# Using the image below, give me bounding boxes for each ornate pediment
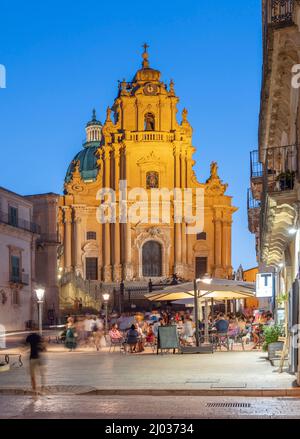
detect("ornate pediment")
[137,151,161,167]
[205,162,228,196]
[64,161,88,195]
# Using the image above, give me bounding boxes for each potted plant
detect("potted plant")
[276,170,295,191]
[262,325,283,360]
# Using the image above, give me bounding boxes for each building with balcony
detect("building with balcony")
[248,0,300,382]
[0,187,39,331]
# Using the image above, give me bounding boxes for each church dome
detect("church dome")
[65,144,99,183]
[133,44,161,83]
[65,110,102,183]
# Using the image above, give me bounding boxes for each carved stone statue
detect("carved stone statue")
[106,106,112,122]
[170,79,175,94]
[210,161,218,179]
[182,108,188,122]
[144,113,155,131]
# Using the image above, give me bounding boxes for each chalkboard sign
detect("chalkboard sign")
[157,326,180,354]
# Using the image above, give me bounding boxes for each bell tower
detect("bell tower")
[110,44,181,134]
[85,109,102,144]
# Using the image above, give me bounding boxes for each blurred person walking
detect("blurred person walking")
[65,317,77,351]
[26,332,47,396]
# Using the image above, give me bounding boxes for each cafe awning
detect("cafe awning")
[145,278,256,302]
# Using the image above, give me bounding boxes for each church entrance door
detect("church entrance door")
[142,241,162,277]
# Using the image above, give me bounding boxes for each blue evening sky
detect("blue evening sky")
[0,0,262,271]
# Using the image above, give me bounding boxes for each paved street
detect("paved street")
[0,395,300,419]
[0,347,296,392]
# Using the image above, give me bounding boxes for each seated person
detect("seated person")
[228,319,239,338]
[126,324,139,353]
[146,324,155,343]
[214,313,229,334]
[109,324,124,343]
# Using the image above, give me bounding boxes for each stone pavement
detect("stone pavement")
[0,345,297,394]
[1,395,300,419]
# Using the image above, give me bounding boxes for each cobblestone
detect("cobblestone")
[0,395,300,419]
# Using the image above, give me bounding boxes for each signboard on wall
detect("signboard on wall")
[256,273,274,298]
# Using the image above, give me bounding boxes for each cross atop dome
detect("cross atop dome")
[142,42,150,68]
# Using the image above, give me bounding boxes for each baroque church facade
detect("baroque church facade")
[58,47,237,299]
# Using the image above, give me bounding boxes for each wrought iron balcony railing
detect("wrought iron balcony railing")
[250,150,263,179]
[0,210,41,234]
[38,232,61,243]
[247,189,261,210]
[270,0,294,26]
[263,0,295,70]
[9,272,30,286]
[263,144,298,195]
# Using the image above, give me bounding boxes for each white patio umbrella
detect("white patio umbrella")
[145,278,255,302]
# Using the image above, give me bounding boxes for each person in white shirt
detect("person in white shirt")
[83,315,94,343]
[181,317,195,345]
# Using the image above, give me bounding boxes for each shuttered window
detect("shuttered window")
[8,207,18,227]
[11,256,20,283]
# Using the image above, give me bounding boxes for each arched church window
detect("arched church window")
[146,171,159,189]
[144,113,155,131]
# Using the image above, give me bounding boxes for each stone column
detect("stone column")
[214,210,223,278]
[113,145,122,281]
[103,147,112,282]
[73,208,83,276]
[181,150,187,267]
[174,146,182,276]
[222,220,228,270]
[57,208,64,269]
[186,148,194,187]
[124,147,132,280]
[64,208,72,272]
[226,220,233,276]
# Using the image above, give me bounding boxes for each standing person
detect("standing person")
[135,323,145,352]
[153,318,163,339]
[181,317,195,346]
[26,332,46,396]
[91,316,105,351]
[65,317,77,351]
[83,315,93,346]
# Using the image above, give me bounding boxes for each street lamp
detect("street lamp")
[35,287,45,335]
[102,293,110,334]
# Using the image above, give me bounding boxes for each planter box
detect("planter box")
[268,341,284,360]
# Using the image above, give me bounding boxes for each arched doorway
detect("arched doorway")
[142,241,162,277]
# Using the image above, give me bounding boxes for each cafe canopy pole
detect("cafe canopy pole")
[193,279,200,347]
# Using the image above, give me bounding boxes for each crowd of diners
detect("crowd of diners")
[61,308,275,353]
